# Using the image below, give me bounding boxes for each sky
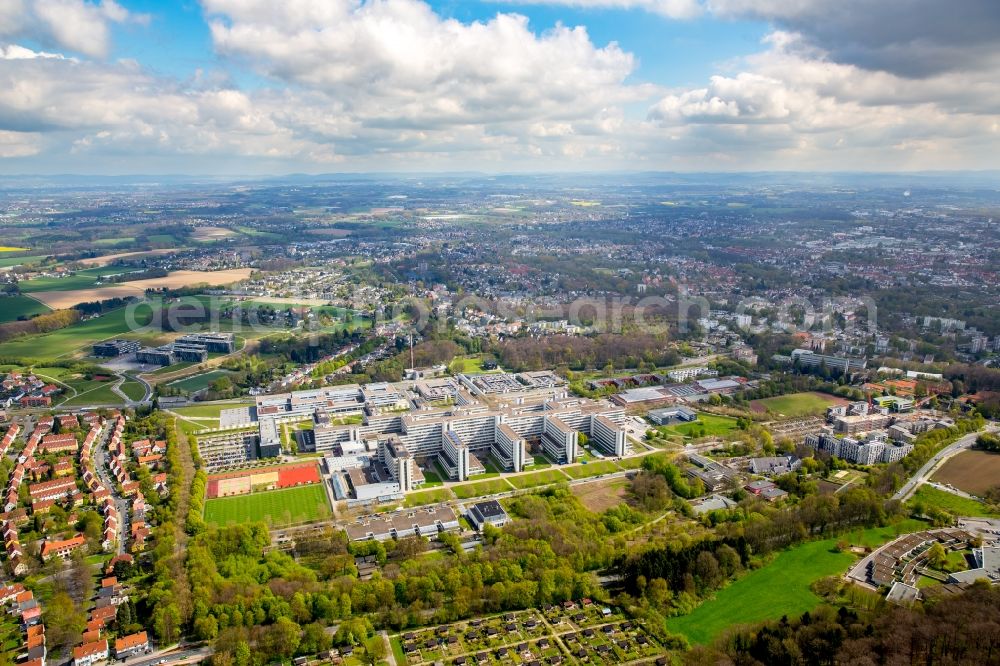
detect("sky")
[0,0,999,175]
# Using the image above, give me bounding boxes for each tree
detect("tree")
[194,615,219,641]
[153,603,182,644]
[927,542,947,570]
[362,636,387,666]
[694,551,722,590]
[234,641,252,666]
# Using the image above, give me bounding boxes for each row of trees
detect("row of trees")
[0,308,81,342]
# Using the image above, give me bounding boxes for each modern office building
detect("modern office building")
[492,423,526,472]
[541,415,577,464]
[590,414,626,456]
[791,348,867,373]
[93,339,140,357]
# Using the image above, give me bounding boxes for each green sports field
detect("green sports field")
[204,484,331,527]
[668,520,927,644]
[752,392,840,418]
[0,295,51,323]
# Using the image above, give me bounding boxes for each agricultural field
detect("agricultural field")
[0,254,46,268]
[909,484,1000,518]
[750,391,846,418]
[659,413,740,439]
[18,266,132,293]
[27,268,253,309]
[452,478,512,499]
[403,487,454,508]
[75,248,177,266]
[0,302,159,358]
[932,450,1000,496]
[204,484,330,527]
[0,295,51,323]
[667,520,927,644]
[507,469,569,490]
[572,477,630,513]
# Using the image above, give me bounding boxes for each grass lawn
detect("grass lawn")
[753,392,838,418]
[563,460,620,479]
[0,295,51,323]
[147,361,197,375]
[668,520,928,644]
[58,382,122,406]
[0,302,158,358]
[204,484,330,527]
[909,484,1000,518]
[452,478,513,499]
[404,487,454,507]
[119,378,146,401]
[172,401,253,420]
[449,355,499,373]
[660,413,740,439]
[508,469,570,490]
[618,455,650,469]
[167,369,232,393]
[420,467,444,488]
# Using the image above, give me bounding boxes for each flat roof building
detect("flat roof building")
[467,500,509,531]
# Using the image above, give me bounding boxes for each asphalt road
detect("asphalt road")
[891,425,998,502]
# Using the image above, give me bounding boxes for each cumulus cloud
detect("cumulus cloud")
[203,0,641,129]
[646,28,1000,169]
[0,129,41,157]
[1,0,999,172]
[0,0,149,59]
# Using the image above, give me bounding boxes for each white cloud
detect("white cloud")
[0,44,70,60]
[0,129,41,157]
[202,0,640,130]
[0,0,149,58]
[1,0,999,172]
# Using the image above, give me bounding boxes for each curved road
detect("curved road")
[892,425,998,502]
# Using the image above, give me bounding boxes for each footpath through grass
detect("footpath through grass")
[667,519,927,644]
